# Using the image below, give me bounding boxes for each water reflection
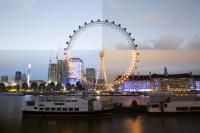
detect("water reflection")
[125,116,143,133]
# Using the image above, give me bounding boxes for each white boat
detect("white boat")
[22,96,113,116]
[148,99,200,113]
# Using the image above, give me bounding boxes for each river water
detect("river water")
[0,95,200,133]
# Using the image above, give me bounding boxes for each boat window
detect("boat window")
[26,101,35,106]
[152,104,159,108]
[52,97,58,102]
[45,107,49,111]
[63,108,67,111]
[54,103,64,105]
[75,108,79,111]
[51,108,55,111]
[39,97,45,102]
[69,108,73,111]
[65,100,71,102]
[176,107,188,111]
[59,97,65,102]
[39,107,44,111]
[164,104,168,107]
[34,107,38,110]
[46,97,52,102]
[57,108,61,111]
[190,107,200,110]
[72,100,78,102]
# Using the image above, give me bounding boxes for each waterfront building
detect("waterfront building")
[151,73,191,91]
[193,75,200,90]
[48,63,57,83]
[15,71,22,83]
[1,76,8,82]
[86,68,96,83]
[118,75,151,92]
[117,71,200,92]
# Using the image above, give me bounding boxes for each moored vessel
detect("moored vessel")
[22,96,113,116]
[147,97,200,113]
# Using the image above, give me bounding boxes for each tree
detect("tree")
[21,82,29,90]
[14,84,20,91]
[65,83,73,91]
[0,83,6,92]
[39,83,46,91]
[76,81,84,91]
[55,83,63,92]
[47,82,55,92]
[30,82,38,91]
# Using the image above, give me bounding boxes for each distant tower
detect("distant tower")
[95,50,107,87]
[27,64,31,87]
[164,66,168,77]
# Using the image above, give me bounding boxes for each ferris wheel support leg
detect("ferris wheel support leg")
[102,60,107,86]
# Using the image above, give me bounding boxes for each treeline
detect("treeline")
[0,81,84,92]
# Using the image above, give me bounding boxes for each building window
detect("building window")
[27,101,35,106]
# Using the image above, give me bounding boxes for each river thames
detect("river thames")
[1,95,200,133]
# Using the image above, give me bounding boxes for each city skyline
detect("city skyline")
[0,50,200,81]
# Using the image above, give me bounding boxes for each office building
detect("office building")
[86,68,96,83]
[1,76,8,82]
[15,71,22,82]
[48,63,57,83]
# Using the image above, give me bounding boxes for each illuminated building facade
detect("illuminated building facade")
[68,58,84,85]
[151,73,191,91]
[118,75,152,92]
[117,73,200,92]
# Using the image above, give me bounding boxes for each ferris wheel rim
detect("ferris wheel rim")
[65,19,139,87]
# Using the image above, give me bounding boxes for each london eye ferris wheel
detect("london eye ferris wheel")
[64,19,139,89]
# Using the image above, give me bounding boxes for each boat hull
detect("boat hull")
[22,109,113,116]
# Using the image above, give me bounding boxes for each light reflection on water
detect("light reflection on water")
[1,95,200,133]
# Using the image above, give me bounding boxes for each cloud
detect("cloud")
[114,43,132,50]
[139,35,183,50]
[153,35,183,50]
[185,35,200,50]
